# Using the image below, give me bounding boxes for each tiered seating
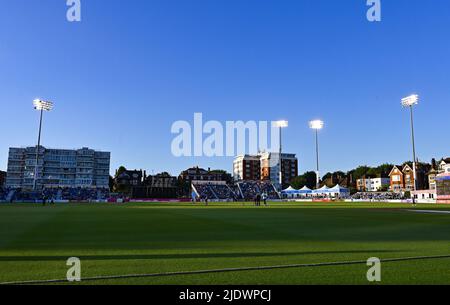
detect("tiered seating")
[15,190,42,202]
[60,187,98,201]
[238,181,280,200]
[43,188,59,200]
[239,181,259,200]
[96,188,110,200]
[194,184,216,200]
[1,187,111,202]
[209,184,238,200]
[0,187,8,201]
[351,192,403,200]
[258,181,280,199]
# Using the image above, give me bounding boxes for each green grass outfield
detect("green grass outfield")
[0,201,449,285]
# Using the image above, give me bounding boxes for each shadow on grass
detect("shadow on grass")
[0,249,406,262]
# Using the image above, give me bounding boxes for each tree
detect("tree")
[322,172,333,181]
[366,163,393,177]
[115,166,127,178]
[290,171,317,189]
[157,172,172,177]
[109,175,114,191]
[113,166,130,194]
[352,166,371,180]
[376,164,394,177]
[379,184,389,192]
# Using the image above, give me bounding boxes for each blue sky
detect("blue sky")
[0,0,449,176]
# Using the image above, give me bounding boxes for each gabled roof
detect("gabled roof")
[440,158,450,164]
[388,165,403,177]
[402,164,413,173]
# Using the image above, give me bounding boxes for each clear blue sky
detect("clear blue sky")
[1,0,449,176]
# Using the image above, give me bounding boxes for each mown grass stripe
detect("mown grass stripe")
[2,254,450,285]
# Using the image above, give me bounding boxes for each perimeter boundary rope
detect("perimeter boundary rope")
[2,254,450,285]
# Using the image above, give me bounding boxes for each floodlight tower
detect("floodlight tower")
[401,94,419,192]
[33,99,53,191]
[309,120,324,189]
[274,120,289,187]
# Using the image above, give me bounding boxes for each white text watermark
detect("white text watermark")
[66,257,81,282]
[67,0,81,22]
[171,113,285,158]
[367,257,381,282]
[367,0,382,22]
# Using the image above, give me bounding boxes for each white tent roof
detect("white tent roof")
[300,186,311,191]
[329,184,349,192]
[282,186,297,192]
[329,184,349,193]
[312,185,329,193]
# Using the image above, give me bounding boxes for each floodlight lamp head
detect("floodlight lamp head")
[309,120,324,130]
[274,120,289,128]
[401,94,419,107]
[33,99,53,111]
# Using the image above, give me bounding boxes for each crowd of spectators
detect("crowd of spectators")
[59,187,109,201]
[0,187,8,201]
[193,183,240,200]
[193,183,217,200]
[351,192,403,201]
[13,190,42,202]
[0,187,11,201]
[238,182,259,200]
[238,181,280,200]
[210,184,238,200]
[97,188,110,200]
[1,187,110,202]
[258,182,280,199]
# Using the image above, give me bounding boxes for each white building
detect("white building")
[412,189,437,203]
[6,146,110,190]
[438,158,450,174]
[233,155,261,181]
[356,177,390,192]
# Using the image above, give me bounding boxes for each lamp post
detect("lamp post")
[274,120,288,188]
[401,94,419,192]
[309,120,324,189]
[33,99,53,191]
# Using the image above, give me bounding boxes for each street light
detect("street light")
[274,120,288,188]
[401,94,419,192]
[309,120,324,189]
[32,99,53,191]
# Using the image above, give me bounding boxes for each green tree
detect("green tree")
[366,163,393,177]
[352,166,371,180]
[290,171,317,189]
[109,175,114,191]
[115,166,127,178]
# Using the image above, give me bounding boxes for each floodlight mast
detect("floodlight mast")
[401,94,419,192]
[32,99,53,191]
[274,120,288,188]
[309,120,324,189]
